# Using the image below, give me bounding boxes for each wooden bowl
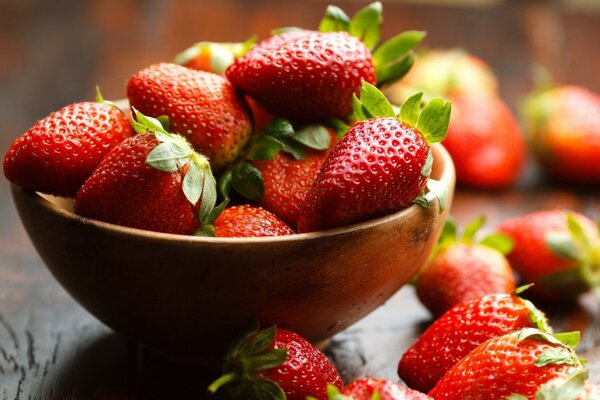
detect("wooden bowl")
[11,143,455,366]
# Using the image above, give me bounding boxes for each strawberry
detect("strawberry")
[226,3,424,122]
[524,85,600,184]
[208,205,294,238]
[3,91,133,197]
[497,210,600,302]
[297,83,451,233]
[253,128,337,229]
[385,49,525,189]
[75,110,216,235]
[208,324,343,400]
[398,290,550,393]
[428,329,583,400]
[529,369,600,400]
[174,37,256,74]
[415,216,516,316]
[126,62,252,169]
[313,379,432,400]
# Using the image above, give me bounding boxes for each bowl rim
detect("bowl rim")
[13,143,454,244]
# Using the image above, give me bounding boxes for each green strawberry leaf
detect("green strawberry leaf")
[553,331,581,349]
[506,396,527,400]
[182,159,203,205]
[438,217,458,247]
[201,199,229,227]
[536,348,581,367]
[252,379,286,400]
[351,94,368,123]
[359,81,397,119]
[146,142,189,172]
[480,233,515,255]
[131,108,170,135]
[261,118,295,140]
[156,115,170,132]
[400,92,423,127]
[545,232,581,261]
[247,135,284,161]
[292,124,331,150]
[416,98,452,144]
[194,225,216,237]
[427,178,448,212]
[280,137,305,160]
[218,169,233,200]
[318,5,350,33]
[349,2,382,50]
[245,349,288,372]
[373,31,425,86]
[420,148,433,178]
[536,369,588,400]
[324,118,350,140]
[244,324,278,356]
[198,165,218,223]
[95,86,122,112]
[231,161,264,200]
[567,213,591,249]
[413,191,429,209]
[519,295,553,333]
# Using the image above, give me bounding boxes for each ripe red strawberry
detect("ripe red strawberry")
[254,129,337,229]
[428,329,583,399]
[524,85,600,184]
[208,324,343,400]
[226,3,424,122]
[210,205,294,238]
[497,210,600,302]
[342,378,432,399]
[126,62,252,169]
[398,290,550,393]
[75,111,216,235]
[297,84,451,233]
[415,217,516,317]
[3,97,133,197]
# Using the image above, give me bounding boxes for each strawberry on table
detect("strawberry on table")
[498,210,600,302]
[415,216,516,316]
[428,329,583,400]
[226,2,424,122]
[524,85,600,185]
[297,83,451,233]
[127,62,252,170]
[208,324,343,400]
[3,90,133,197]
[75,110,216,235]
[398,290,550,393]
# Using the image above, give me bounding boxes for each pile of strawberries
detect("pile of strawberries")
[3,2,450,238]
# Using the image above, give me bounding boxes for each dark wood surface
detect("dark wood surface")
[2,0,600,398]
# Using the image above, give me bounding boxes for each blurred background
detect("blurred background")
[1,0,600,148]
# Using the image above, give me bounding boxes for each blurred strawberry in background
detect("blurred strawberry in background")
[385,49,526,189]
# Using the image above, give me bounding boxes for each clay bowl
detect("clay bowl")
[11,143,455,366]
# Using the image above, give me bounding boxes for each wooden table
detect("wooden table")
[2,0,600,398]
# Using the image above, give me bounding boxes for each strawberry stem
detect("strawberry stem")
[207,372,237,394]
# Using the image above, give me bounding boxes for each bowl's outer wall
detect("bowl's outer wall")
[11,144,455,363]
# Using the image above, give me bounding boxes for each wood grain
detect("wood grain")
[1,0,600,398]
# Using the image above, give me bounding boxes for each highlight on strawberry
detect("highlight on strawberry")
[226,2,426,122]
[297,82,451,233]
[415,216,516,317]
[207,323,343,400]
[498,210,600,303]
[75,109,217,235]
[398,287,551,393]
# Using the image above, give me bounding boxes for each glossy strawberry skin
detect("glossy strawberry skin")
[415,243,515,317]
[75,134,199,235]
[226,31,376,122]
[297,118,429,233]
[498,210,598,301]
[343,378,432,400]
[428,331,580,400]
[3,102,133,197]
[443,93,525,189]
[258,328,343,400]
[527,85,600,184]
[254,131,337,229]
[398,293,540,393]
[213,205,295,238]
[127,63,252,169]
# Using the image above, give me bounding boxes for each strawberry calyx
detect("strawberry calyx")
[174,36,257,74]
[194,199,229,237]
[543,213,600,295]
[515,328,583,368]
[218,119,335,201]
[318,2,425,86]
[514,284,553,334]
[434,216,514,257]
[95,86,124,113]
[534,368,591,400]
[130,108,217,222]
[207,324,288,400]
